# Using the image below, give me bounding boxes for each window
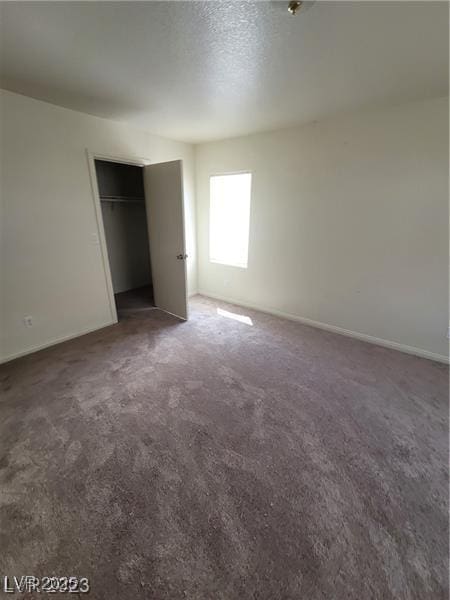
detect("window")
[209,172,252,268]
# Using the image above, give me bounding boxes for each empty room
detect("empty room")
[0,1,448,599]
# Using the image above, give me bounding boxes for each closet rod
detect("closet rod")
[100,195,145,203]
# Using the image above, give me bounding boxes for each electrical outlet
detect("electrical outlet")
[23,316,33,328]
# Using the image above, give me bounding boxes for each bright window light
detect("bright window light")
[217,308,253,326]
[209,173,252,268]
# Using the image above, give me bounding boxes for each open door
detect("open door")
[143,160,188,320]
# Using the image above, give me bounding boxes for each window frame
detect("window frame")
[208,170,252,269]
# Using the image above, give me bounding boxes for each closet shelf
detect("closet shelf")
[100,195,145,203]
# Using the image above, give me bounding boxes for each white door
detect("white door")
[143,160,188,320]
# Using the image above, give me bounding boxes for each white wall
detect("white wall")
[0,89,197,362]
[195,97,449,361]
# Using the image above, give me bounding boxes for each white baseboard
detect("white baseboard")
[2,291,199,364]
[0,320,117,365]
[3,295,448,366]
[197,291,449,365]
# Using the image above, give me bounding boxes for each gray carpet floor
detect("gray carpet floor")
[0,295,448,599]
[115,285,155,313]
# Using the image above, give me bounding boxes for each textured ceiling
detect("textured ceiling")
[0,1,448,143]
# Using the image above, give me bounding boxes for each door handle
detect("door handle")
[176,253,188,260]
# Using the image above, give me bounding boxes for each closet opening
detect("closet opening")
[95,159,154,317]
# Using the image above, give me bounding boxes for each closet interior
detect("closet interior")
[95,159,154,315]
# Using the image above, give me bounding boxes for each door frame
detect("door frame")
[86,150,151,324]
